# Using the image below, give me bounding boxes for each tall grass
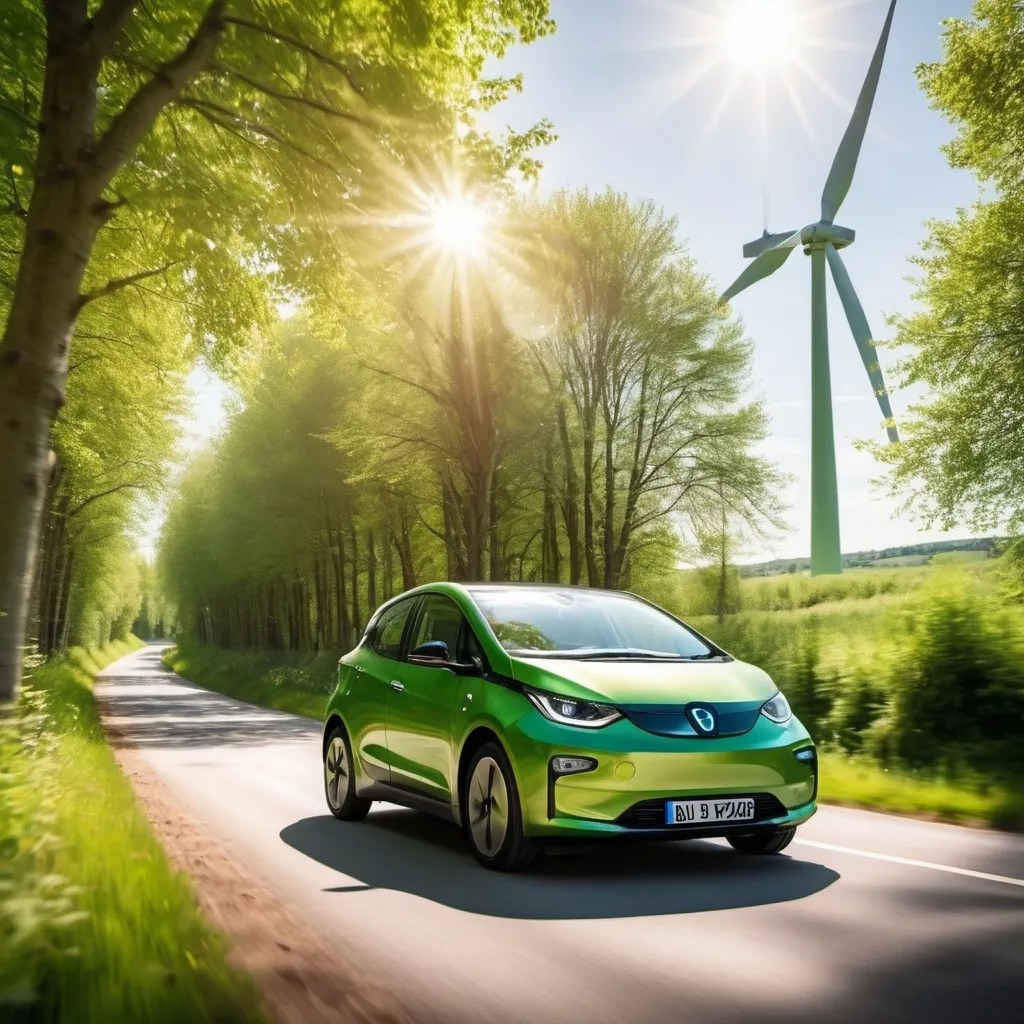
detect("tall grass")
[686,563,1024,825]
[0,640,265,1022]
[163,640,336,720]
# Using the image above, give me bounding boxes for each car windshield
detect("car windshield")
[468,588,715,659]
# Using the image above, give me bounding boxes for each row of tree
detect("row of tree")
[158,190,786,650]
[0,0,556,697]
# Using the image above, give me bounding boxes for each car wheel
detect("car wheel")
[727,827,796,855]
[464,742,539,872]
[324,725,372,821]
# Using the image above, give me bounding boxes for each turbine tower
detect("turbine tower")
[720,0,900,576]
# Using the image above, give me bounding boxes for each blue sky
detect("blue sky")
[179,0,983,564]
[477,0,981,560]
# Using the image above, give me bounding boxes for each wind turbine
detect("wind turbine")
[720,0,900,576]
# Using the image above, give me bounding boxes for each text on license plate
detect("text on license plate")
[665,798,755,825]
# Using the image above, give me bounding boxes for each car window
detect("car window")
[370,598,416,660]
[466,587,713,658]
[408,594,465,660]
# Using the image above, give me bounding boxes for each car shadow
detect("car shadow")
[280,808,839,920]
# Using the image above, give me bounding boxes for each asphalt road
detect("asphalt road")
[97,644,1024,1024]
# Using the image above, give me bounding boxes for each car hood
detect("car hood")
[510,656,777,706]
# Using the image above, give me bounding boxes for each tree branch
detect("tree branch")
[221,15,367,100]
[77,260,183,308]
[177,97,340,173]
[93,0,226,188]
[68,481,147,518]
[214,64,371,126]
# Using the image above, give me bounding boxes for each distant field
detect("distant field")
[868,554,932,567]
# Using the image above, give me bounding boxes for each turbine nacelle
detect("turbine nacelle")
[743,224,855,259]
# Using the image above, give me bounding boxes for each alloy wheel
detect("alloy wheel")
[468,755,509,857]
[325,736,349,811]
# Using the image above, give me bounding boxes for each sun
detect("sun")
[427,194,489,258]
[720,0,804,71]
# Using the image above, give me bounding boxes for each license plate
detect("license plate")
[665,797,756,825]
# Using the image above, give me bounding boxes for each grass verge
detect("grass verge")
[0,638,266,1022]
[163,639,1024,832]
[818,753,1024,831]
[161,640,333,720]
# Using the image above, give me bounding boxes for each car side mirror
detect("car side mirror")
[409,640,449,665]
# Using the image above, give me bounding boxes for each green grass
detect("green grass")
[819,753,1024,830]
[162,640,333,720]
[1,639,266,1022]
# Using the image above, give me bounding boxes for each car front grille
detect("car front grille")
[616,792,788,829]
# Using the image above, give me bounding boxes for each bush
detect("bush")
[884,577,1024,776]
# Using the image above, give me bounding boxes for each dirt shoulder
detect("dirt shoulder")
[104,723,411,1024]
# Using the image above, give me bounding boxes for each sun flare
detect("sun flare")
[427,194,489,258]
[720,0,804,71]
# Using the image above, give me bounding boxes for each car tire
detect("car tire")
[463,742,540,872]
[727,827,796,855]
[324,725,372,821]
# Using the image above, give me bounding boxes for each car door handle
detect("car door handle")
[390,680,405,693]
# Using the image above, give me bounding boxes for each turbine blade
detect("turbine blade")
[720,231,803,304]
[825,244,899,442]
[744,230,801,259]
[820,0,898,223]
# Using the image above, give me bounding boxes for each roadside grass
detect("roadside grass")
[1,639,266,1022]
[161,639,334,720]
[818,754,1024,831]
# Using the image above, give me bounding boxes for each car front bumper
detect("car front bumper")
[503,709,818,840]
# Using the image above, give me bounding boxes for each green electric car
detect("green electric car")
[321,583,817,871]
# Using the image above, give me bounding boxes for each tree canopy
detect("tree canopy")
[158,190,786,651]
[873,0,1024,531]
[0,0,553,698]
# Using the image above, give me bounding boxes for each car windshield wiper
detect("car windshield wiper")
[511,648,687,661]
[507,647,726,661]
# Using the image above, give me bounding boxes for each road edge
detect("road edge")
[100,709,413,1024]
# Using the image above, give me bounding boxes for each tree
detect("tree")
[872,1,1024,531]
[157,190,789,649]
[0,0,554,700]
[534,189,784,589]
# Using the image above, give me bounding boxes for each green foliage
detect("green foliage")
[0,639,265,1021]
[158,191,785,649]
[163,640,334,720]
[882,577,1024,775]
[818,753,1024,830]
[872,1,1024,530]
[691,562,1024,785]
[1,0,557,699]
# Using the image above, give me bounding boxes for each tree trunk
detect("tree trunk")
[0,1,227,699]
[602,430,616,588]
[542,435,561,584]
[349,525,361,638]
[395,506,417,590]
[366,531,377,613]
[488,469,502,582]
[555,402,582,585]
[716,478,728,624]
[0,6,103,696]
[581,419,600,587]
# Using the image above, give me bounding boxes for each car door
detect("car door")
[352,596,418,783]
[385,593,467,802]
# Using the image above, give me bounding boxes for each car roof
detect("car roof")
[463,582,637,595]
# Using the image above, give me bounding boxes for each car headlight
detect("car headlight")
[525,687,622,728]
[761,690,792,724]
